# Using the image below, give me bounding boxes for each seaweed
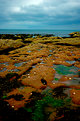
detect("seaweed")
[23,107,32,112]
[54,78,59,81]
[32,94,71,121]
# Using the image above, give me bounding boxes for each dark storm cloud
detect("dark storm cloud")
[0,0,80,29]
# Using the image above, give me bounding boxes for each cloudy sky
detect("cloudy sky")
[0,0,80,30]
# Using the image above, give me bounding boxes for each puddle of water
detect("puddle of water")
[52,76,80,87]
[40,61,45,64]
[65,60,76,64]
[14,63,23,67]
[14,62,26,67]
[53,64,80,87]
[0,62,9,66]
[54,73,62,80]
[55,56,58,58]
[19,86,25,90]
[70,51,73,53]
[52,80,59,84]
[27,50,32,53]
[70,77,80,85]
[48,54,52,57]
[13,69,20,72]
[53,65,72,75]
[70,66,80,75]
[8,69,20,72]
[60,78,80,86]
[49,50,53,52]
[37,49,42,51]
[72,54,75,56]
[0,67,7,72]
[32,65,36,68]
[53,64,80,76]
[40,58,43,61]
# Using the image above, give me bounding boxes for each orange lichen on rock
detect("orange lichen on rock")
[48,82,66,89]
[74,61,80,68]
[5,87,37,110]
[5,98,27,110]
[0,55,11,62]
[30,64,55,83]
[17,58,41,76]
[26,48,49,59]
[21,75,47,89]
[0,35,80,112]
[44,57,54,67]
[59,75,73,82]
[0,64,5,71]
[30,58,41,64]
[70,89,80,105]
[6,64,16,70]
[21,65,55,89]
[0,69,8,77]
[56,60,72,66]
[69,85,80,89]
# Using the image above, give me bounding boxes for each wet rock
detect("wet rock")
[70,89,80,105]
[69,32,80,38]
[5,87,36,110]
[59,75,72,82]
[0,33,80,120]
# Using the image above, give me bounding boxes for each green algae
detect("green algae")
[43,96,64,107]
[54,78,59,81]
[1,95,7,99]
[54,65,75,75]
[22,107,33,112]
[32,95,71,121]
[14,62,23,67]
[0,67,7,72]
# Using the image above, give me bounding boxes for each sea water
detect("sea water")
[0,29,79,37]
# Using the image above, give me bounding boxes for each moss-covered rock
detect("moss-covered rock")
[69,32,80,37]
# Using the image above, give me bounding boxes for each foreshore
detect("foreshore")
[0,32,80,121]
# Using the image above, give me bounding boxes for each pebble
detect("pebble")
[73,92,76,95]
[53,83,55,84]
[28,76,30,78]
[12,105,14,108]
[69,77,72,80]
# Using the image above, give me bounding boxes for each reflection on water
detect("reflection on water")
[0,67,7,72]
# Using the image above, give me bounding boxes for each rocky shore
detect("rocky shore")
[0,32,80,121]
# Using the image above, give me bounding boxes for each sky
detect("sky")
[0,0,80,30]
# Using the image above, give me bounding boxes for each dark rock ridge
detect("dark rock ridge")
[0,34,54,39]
